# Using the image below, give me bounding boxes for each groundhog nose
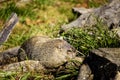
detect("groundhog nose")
[67,48,76,54]
[67,49,72,54]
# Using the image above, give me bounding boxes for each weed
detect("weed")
[33,0,54,10]
[0,71,17,80]
[62,0,84,4]
[62,20,120,55]
[55,59,81,80]
[0,1,35,21]
[0,0,117,80]
[88,0,108,8]
[3,25,39,49]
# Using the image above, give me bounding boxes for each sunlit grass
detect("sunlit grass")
[0,1,35,21]
[62,19,120,55]
[0,0,114,79]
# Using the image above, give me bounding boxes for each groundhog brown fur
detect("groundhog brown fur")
[18,36,77,68]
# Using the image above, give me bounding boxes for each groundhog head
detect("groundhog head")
[18,36,77,68]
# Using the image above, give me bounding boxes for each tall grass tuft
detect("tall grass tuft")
[0,1,35,21]
[33,0,54,10]
[62,20,120,55]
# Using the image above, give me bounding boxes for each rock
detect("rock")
[114,71,120,80]
[114,27,120,37]
[82,48,120,80]
[91,48,120,67]
[0,12,18,65]
[72,7,94,14]
[0,46,20,65]
[0,13,18,47]
[0,60,46,73]
[18,36,77,68]
[77,64,93,80]
[61,0,120,31]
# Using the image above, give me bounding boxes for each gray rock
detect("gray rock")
[81,48,120,80]
[114,71,120,80]
[91,48,120,67]
[61,0,120,31]
[0,46,20,65]
[77,64,93,80]
[113,27,120,37]
[18,36,77,68]
[0,13,18,47]
[78,48,120,80]
[0,13,18,65]
[0,60,46,73]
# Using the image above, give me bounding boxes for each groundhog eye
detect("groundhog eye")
[67,50,72,53]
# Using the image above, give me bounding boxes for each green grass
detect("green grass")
[62,0,108,8]
[87,0,108,8]
[62,19,120,55]
[0,1,35,21]
[55,59,81,80]
[0,0,117,80]
[62,0,84,4]
[3,25,39,49]
[0,71,54,80]
[33,0,54,9]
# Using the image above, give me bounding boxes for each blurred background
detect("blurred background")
[0,0,107,51]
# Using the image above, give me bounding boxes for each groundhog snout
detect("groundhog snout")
[67,49,74,56]
[64,43,76,55]
[67,48,76,56]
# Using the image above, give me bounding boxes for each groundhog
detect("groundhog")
[18,36,77,68]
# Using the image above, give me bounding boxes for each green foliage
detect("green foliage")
[3,25,39,49]
[62,20,120,55]
[33,0,54,9]
[0,71,45,80]
[58,7,78,23]
[0,0,118,80]
[55,60,80,80]
[20,72,30,80]
[88,0,108,8]
[62,0,84,4]
[0,1,35,21]
[34,0,53,6]
[62,0,108,8]
[0,71,16,80]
